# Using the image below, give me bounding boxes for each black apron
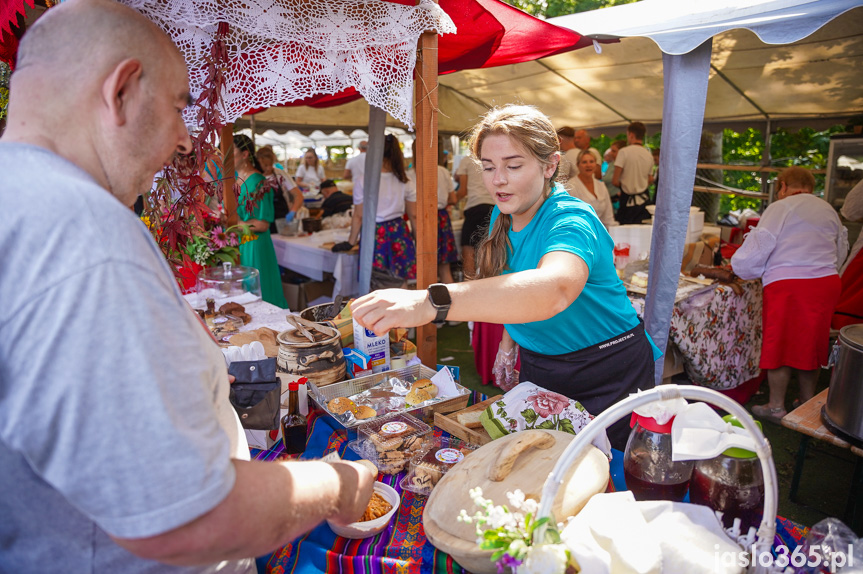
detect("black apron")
[519,323,655,451]
[615,190,651,225]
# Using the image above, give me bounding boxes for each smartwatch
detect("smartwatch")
[427,283,452,325]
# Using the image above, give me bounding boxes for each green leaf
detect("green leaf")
[490,549,506,561]
[521,408,538,425]
[558,418,576,435]
[536,420,555,430]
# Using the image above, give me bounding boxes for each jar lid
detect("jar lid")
[630,412,674,434]
[198,261,259,282]
[288,381,299,391]
[721,415,761,458]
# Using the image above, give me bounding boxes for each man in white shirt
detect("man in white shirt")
[343,140,368,182]
[0,2,374,572]
[613,122,654,224]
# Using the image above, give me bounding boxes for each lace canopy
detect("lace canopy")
[122,0,456,128]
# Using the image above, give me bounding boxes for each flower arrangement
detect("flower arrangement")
[458,487,579,574]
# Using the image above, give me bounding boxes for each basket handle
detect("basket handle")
[488,431,555,481]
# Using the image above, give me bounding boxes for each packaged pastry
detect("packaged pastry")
[400,436,477,496]
[354,413,432,475]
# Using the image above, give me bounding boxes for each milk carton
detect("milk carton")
[352,319,391,374]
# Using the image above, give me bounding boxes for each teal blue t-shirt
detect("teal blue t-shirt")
[492,189,658,357]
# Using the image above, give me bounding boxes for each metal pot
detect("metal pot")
[823,325,863,442]
[302,217,322,233]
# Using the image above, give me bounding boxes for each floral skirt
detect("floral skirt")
[373,217,416,281]
[437,209,459,264]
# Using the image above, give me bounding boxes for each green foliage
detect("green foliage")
[505,0,641,18]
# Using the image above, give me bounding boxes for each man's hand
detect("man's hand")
[351,289,436,336]
[328,460,376,525]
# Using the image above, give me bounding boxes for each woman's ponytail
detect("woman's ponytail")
[473,212,512,279]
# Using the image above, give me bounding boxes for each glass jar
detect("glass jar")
[689,416,764,534]
[623,413,694,502]
[193,262,261,308]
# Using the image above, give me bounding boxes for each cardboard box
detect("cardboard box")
[282,278,335,312]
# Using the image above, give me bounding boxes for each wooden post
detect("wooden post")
[414,15,439,368]
[221,123,238,227]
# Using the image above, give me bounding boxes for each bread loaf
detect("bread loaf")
[456,410,483,429]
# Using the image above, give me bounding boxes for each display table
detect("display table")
[782,389,863,530]
[253,394,810,574]
[272,232,359,298]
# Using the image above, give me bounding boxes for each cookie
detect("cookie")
[327,397,357,415]
[354,405,377,420]
[411,378,438,399]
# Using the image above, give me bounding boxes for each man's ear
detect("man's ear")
[102,58,143,127]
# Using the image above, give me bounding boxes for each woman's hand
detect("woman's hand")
[351,289,436,336]
[492,330,519,391]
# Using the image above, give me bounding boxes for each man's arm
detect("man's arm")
[456,174,468,200]
[612,165,623,188]
[112,459,374,566]
[405,200,417,237]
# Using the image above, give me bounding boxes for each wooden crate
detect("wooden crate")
[434,395,502,445]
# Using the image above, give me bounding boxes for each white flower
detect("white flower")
[507,489,526,509]
[517,544,570,574]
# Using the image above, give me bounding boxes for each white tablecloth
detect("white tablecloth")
[272,232,359,298]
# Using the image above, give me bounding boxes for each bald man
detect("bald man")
[343,139,368,181]
[0,1,374,573]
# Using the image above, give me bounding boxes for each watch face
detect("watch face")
[428,284,452,307]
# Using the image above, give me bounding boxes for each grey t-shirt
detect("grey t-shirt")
[0,143,254,573]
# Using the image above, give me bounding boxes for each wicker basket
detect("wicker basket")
[533,384,779,574]
[308,364,470,429]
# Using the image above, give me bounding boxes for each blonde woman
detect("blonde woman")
[294,149,326,192]
[567,149,616,229]
[350,105,658,450]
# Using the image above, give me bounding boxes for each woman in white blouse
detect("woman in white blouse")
[732,167,847,421]
[294,149,326,192]
[566,149,616,229]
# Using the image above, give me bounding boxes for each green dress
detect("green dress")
[238,172,288,308]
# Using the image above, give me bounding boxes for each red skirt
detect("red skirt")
[761,275,841,370]
[832,250,863,329]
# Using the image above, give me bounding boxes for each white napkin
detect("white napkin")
[221,342,268,366]
[431,366,459,398]
[670,403,758,462]
[631,392,688,426]
[561,491,744,574]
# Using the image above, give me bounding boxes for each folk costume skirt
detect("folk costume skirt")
[372,216,416,281]
[761,275,842,371]
[437,208,459,265]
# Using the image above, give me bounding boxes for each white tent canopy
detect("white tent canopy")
[240,1,863,135]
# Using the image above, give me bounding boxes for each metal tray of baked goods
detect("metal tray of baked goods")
[308,364,471,430]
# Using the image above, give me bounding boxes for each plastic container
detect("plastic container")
[400,436,478,496]
[352,413,432,475]
[689,415,764,534]
[326,481,400,539]
[194,262,262,307]
[623,413,694,502]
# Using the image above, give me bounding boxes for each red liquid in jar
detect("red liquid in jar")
[623,469,690,502]
[690,467,764,533]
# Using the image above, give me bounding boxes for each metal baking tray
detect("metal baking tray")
[308,364,471,430]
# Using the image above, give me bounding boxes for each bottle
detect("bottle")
[297,377,309,417]
[281,381,307,455]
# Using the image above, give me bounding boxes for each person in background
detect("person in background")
[455,150,496,278]
[256,146,303,233]
[333,134,417,288]
[602,139,625,213]
[294,148,325,193]
[568,149,616,229]
[350,105,659,450]
[613,121,654,225]
[555,126,580,187]
[574,128,602,179]
[409,140,459,284]
[651,147,661,202]
[832,179,863,329]
[0,1,374,572]
[319,179,353,218]
[343,140,367,182]
[233,135,289,308]
[732,167,847,422]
